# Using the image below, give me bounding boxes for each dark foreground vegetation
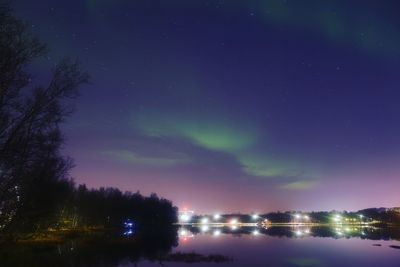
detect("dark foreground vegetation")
[0,3,177,241]
[0,227,231,267]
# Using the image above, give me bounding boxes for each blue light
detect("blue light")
[124,219,135,229]
[123,219,136,237]
[123,229,134,236]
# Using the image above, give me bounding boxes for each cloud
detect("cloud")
[237,154,304,178]
[280,180,319,191]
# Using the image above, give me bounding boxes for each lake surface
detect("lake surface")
[134,225,400,267]
[1,226,400,267]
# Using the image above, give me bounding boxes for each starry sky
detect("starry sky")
[12,0,400,213]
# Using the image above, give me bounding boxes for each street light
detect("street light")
[201,217,209,224]
[333,215,342,223]
[252,214,259,220]
[179,213,191,222]
[230,218,238,225]
[214,214,221,220]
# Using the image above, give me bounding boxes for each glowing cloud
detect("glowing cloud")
[238,154,301,178]
[133,112,256,154]
[280,180,319,191]
[102,150,189,167]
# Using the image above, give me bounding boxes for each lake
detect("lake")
[1,225,400,266]
[148,225,400,267]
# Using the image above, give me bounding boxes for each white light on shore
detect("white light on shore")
[230,218,238,225]
[201,217,209,224]
[179,214,191,222]
[214,214,221,220]
[252,214,259,220]
[333,215,342,223]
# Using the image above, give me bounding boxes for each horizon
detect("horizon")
[11,0,400,213]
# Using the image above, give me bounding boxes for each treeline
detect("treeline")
[261,209,400,224]
[60,185,178,230]
[8,181,178,234]
[0,4,177,237]
[192,208,400,225]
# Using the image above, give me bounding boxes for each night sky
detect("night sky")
[12,0,400,213]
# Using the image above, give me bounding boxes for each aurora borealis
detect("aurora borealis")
[12,0,400,212]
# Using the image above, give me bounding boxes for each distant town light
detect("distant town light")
[230,218,238,225]
[295,214,301,219]
[252,214,259,220]
[303,215,310,220]
[333,215,342,223]
[214,214,221,220]
[201,217,209,224]
[179,214,191,222]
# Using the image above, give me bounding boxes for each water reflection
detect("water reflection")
[1,225,399,267]
[180,224,400,241]
[0,226,179,267]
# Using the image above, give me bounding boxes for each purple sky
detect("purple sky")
[13,0,400,213]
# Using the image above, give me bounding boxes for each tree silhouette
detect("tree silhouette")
[0,4,88,233]
[0,4,178,238]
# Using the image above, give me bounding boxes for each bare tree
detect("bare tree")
[0,4,88,233]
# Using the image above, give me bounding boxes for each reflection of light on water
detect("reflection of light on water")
[213,230,221,236]
[179,228,194,242]
[186,224,382,241]
[123,229,134,236]
[180,229,188,236]
[201,225,210,232]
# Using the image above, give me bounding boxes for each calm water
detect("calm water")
[133,226,400,267]
[2,226,400,266]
